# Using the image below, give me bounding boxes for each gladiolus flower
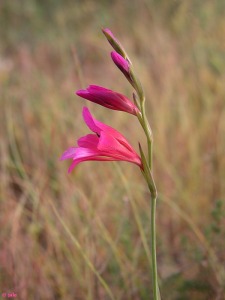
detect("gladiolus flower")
[76,85,139,115]
[61,107,142,172]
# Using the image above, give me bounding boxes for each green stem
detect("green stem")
[139,100,153,168]
[151,196,158,300]
[144,175,159,300]
[137,96,160,300]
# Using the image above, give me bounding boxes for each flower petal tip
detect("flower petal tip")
[76,90,84,96]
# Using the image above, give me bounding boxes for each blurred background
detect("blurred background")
[0,0,225,299]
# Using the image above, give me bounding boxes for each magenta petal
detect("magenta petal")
[67,146,120,173]
[97,131,131,158]
[111,51,130,73]
[74,147,101,159]
[76,90,89,98]
[77,134,99,149]
[77,85,112,96]
[111,51,134,87]
[77,87,115,110]
[68,155,119,173]
[95,119,134,152]
[68,160,80,173]
[77,86,138,115]
[87,85,111,93]
[82,107,101,134]
[61,147,77,160]
[97,131,121,153]
[68,152,141,172]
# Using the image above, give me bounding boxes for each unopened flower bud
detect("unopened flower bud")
[102,28,129,60]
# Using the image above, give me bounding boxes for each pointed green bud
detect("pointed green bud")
[102,28,131,62]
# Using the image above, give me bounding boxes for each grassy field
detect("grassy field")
[0,0,225,299]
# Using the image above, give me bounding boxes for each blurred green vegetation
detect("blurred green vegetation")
[0,0,225,299]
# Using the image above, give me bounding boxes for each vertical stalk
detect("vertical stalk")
[151,196,158,300]
[144,175,159,300]
[138,95,160,300]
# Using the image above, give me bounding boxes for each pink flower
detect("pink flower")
[76,85,139,115]
[111,51,133,85]
[61,107,142,172]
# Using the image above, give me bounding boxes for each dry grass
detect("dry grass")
[0,0,225,299]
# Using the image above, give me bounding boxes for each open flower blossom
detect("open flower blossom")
[76,85,139,115]
[61,107,142,172]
